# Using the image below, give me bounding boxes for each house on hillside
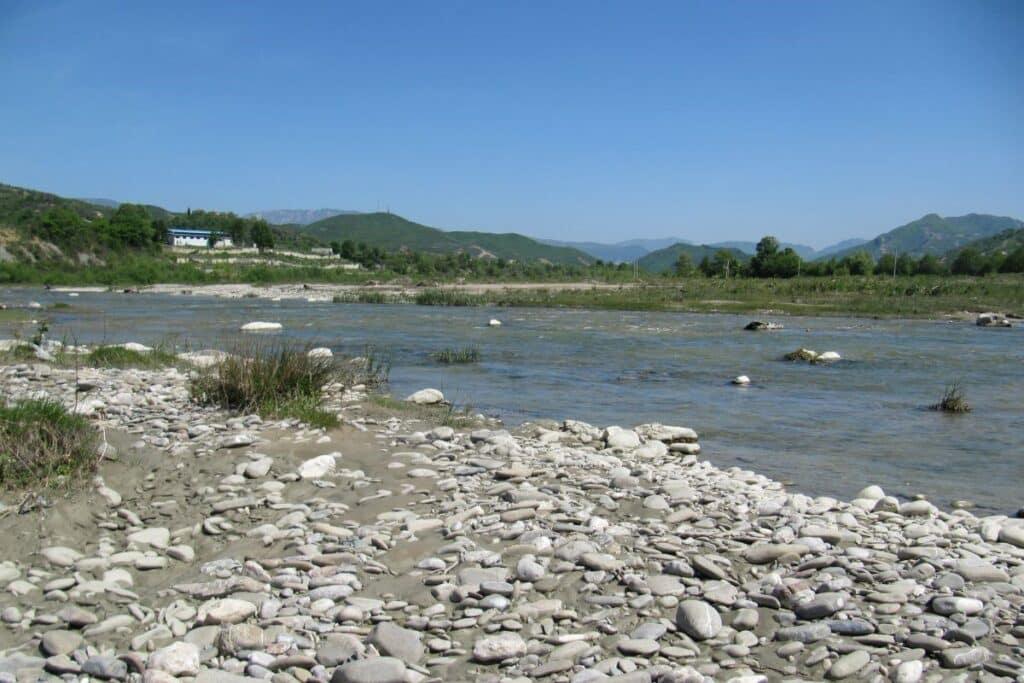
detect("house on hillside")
[166,227,233,248]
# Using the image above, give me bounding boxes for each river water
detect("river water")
[3,288,1022,514]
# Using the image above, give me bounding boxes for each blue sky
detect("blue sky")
[1,1,1021,248]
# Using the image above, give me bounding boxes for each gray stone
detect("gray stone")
[674,600,722,641]
[81,657,128,681]
[40,631,82,656]
[331,657,406,683]
[368,621,424,665]
[775,623,831,643]
[147,642,200,677]
[827,650,870,679]
[473,633,528,662]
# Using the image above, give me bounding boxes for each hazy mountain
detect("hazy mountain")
[815,238,869,259]
[247,208,361,225]
[638,243,748,273]
[77,197,120,208]
[538,237,691,263]
[300,212,593,265]
[828,213,1024,261]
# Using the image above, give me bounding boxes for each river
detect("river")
[3,288,1022,514]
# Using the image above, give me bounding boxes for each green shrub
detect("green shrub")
[431,347,481,364]
[0,399,99,488]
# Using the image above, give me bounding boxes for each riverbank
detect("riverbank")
[137,276,1023,319]
[1,353,1022,682]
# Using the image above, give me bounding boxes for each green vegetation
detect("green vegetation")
[367,394,477,428]
[431,347,481,364]
[86,345,177,369]
[932,382,971,414]
[0,398,99,488]
[189,343,337,427]
[0,344,39,363]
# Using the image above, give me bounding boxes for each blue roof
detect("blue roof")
[168,227,226,236]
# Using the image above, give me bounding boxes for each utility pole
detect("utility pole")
[893,249,898,278]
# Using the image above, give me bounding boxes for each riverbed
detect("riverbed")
[3,287,1022,514]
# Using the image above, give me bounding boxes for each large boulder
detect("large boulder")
[784,348,818,362]
[240,321,283,332]
[744,321,783,331]
[976,312,1012,328]
[675,600,722,640]
[603,426,641,450]
[405,388,445,405]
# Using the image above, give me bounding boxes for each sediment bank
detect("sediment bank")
[1,357,1023,682]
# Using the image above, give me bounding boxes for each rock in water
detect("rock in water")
[813,351,841,363]
[732,375,751,385]
[488,318,502,327]
[675,600,722,640]
[744,321,783,331]
[405,388,445,405]
[784,348,818,361]
[240,321,282,332]
[976,312,1011,327]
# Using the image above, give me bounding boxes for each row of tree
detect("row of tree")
[674,236,1024,278]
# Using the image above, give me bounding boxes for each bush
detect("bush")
[431,347,481,363]
[931,382,971,413]
[190,342,336,418]
[0,399,99,488]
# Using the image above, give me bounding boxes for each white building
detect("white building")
[167,228,233,248]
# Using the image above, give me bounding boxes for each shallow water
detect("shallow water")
[4,287,1023,514]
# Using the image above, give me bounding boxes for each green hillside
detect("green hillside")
[301,212,593,265]
[828,213,1023,261]
[1,183,113,228]
[638,243,749,273]
[951,228,1024,258]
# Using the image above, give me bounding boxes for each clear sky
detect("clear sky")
[1,1,1021,248]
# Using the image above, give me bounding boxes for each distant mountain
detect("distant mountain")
[78,197,120,208]
[815,238,869,259]
[247,208,361,225]
[828,213,1024,261]
[951,228,1024,258]
[638,243,748,273]
[300,212,593,265]
[538,237,690,263]
[710,240,815,260]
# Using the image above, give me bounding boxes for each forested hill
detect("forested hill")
[300,212,594,265]
[827,213,1024,261]
[637,242,748,273]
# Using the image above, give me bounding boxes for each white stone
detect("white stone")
[488,319,502,327]
[41,547,83,567]
[473,633,527,662]
[406,388,445,405]
[308,347,333,358]
[127,527,170,549]
[299,453,337,479]
[732,375,751,385]
[816,351,841,362]
[240,321,283,332]
[603,426,641,450]
[147,642,200,676]
[198,598,256,624]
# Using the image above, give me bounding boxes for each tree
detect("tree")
[698,255,713,277]
[750,236,781,277]
[951,248,986,276]
[999,246,1024,273]
[915,253,945,275]
[755,236,780,257]
[875,254,896,276]
[896,253,916,276]
[842,250,874,276]
[151,219,169,245]
[712,249,740,277]
[339,240,356,260]
[107,203,154,248]
[674,252,695,277]
[771,248,801,278]
[251,220,274,251]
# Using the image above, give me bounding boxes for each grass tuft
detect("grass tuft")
[87,345,177,369]
[0,399,99,488]
[931,382,971,413]
[431,346,481,364]
[1,344,39,362]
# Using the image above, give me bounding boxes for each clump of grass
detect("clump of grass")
[1,344,39,363]
[190,342,337,421]
[333,291,390,304]
[431,347,481,364]
[278,395,339,429]
[931,382,971,413]
[0,399,99,488]
[49,302,72,310]
[414,289,481,306]
[367,394,478,428]
[340,345,391,387]
[87,345,178,369]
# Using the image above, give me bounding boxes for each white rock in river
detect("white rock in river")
[732,375,751,385]
[473,633,527,662]
[675,599,722,640]
[308,347,333,358]
[240,321,283,332]
[814,351,841,363]
[603,425,641,449]
[147,642,200,676]
[298,453,337,479]
[488,318,502,326]
[406,388,445,405]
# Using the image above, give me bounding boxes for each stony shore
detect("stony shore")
[1,356,1023,683]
